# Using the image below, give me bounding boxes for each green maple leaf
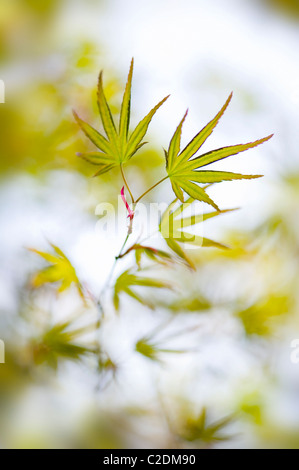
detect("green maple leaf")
[135,337,187,362]
[133,244,173,268]
[165,93,273,210]
[29,243,84,298]
[33,321,97,369]
[113,269,172,310]
[179,407,234,443]
[159,198,238,269]
[74,58,169,176]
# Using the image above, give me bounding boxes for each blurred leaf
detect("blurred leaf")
[135,339,161,361]
[162,295,212,313]
[135,337,186,362]
[240,393,264,426]
[164,237,195,270]
[236,294,290,336]
[0,348,32,400]
[177,407,234,444]
[265,0,299,18]
[159,198,236,268]
[98,353,118,377]
[29,243,84,298]
[131,244,173,268]
[32,321,96,369]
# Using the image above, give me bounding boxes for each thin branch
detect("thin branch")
[98,224,133,306]
[120,164,135,203]
[97,170,167,315]
[135,176,168,203]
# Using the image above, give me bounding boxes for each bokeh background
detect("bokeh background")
[1,0,299,449]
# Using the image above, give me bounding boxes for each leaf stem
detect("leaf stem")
[98,224,132,302]
[135,176,168,203]
[98,171,168,312]
[117,231,131,258]
[120,164,135,203]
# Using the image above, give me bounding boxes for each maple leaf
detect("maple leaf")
[113,269,172,310]
[165,93,273,210]
[29,243,84,298]
[159,198,238,269]
[33,321,97,369]
[133,244,173,268]
[74,58,169,176]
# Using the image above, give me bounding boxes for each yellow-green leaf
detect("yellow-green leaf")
[185,134,273,171]
[73,111,111,154]
[113,269,172,310]
[76,152,116,166]
[186,170,262,184]
[166,110,188,170]
[165,93,273,209]
[92,163,117,177]
[29,244,84,299]
[177,92,233,165]
[119,58,134,144]
[126,95,170,161]
[97,71,118,143]
[159,199,236,267]
[75,60,169,173]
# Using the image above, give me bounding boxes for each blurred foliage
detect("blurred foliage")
[175,407,234,445]
[237,294,290,336]
[1,0,299,452]
[159,198,236,269]
[0,348,32,402]
[135,334,187,362]
[29,243,84,298]
[113,269,172,310]
[160,295,212,313]
[31,320,96,369]
[239,392,264,426]
[0,1,165,197]
[265,0,299,19]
